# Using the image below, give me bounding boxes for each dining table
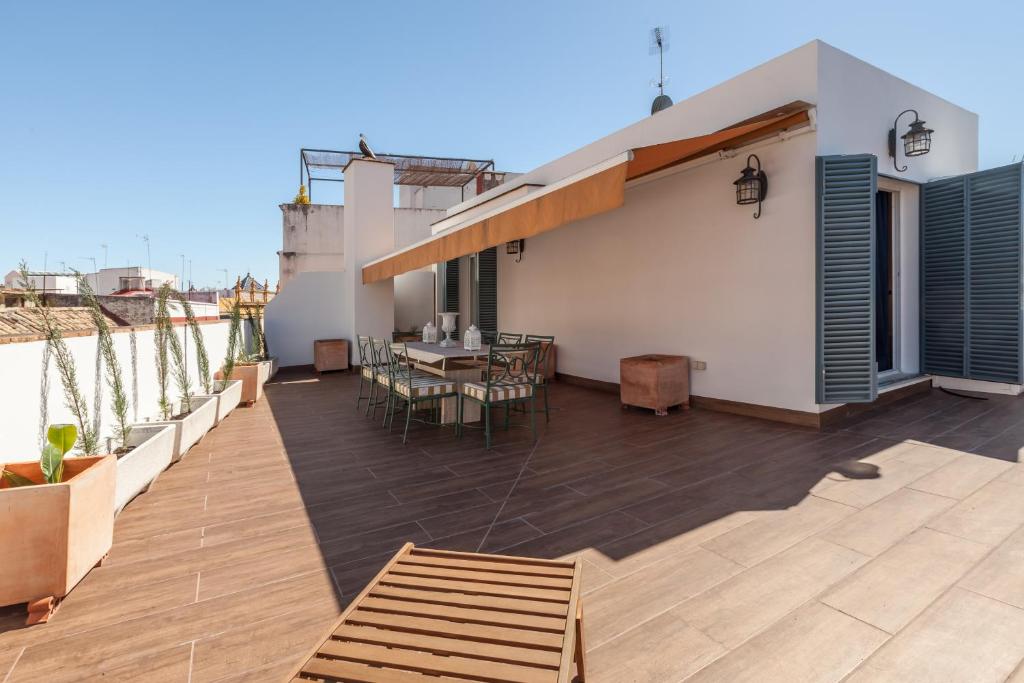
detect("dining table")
[400,341,490,424]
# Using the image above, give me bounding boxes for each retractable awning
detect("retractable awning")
[362,102,812,284]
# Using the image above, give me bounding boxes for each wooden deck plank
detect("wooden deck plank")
[358,597,567,632]
[317,639,556,683]
[379,574,570,602]
[346,610,564,649]
[396,554,576,578]
[389,563,574,590]
[333,624,562,668]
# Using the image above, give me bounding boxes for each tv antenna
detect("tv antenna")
[649,26,673,115]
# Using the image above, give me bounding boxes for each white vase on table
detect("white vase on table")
[438,312,459,347]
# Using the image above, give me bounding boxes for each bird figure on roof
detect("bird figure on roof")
[358,133,377,160]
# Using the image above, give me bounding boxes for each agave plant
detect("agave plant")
[18,263,99,454]
[2,424,78,487]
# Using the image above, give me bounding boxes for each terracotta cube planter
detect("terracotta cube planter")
[620,354,690,416]
[114,424,176,513]
[148,395,218,462]
[0,455,116,623]
[217,364,262,405]
[314,339,349,373]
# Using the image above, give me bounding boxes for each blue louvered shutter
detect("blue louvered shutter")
[442,258,460,315]
[921,176,967,376]
[475,247,498,331]
[816,155,878,403]
[922,163,1023,383]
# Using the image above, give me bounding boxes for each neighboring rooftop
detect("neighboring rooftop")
[0,306,117,340]
[301,149,495,189]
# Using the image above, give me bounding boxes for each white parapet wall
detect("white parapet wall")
[0,320,239,460]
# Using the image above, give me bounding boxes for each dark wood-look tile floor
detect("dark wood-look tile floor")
[3,371,1024,682]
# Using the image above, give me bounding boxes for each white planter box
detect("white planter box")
[149,395,218,462]
[258,357,279,384]
[114,424,175,514]
[198,379,243,425]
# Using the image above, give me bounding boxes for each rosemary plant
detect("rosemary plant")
[18,263,99,454]
[76,273,131,449]
[157,284,192,415]
[177,293,211,394]
[154,286,172,419]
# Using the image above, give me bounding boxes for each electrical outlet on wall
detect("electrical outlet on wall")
[691,360,707,371]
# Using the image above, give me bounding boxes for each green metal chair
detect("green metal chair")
[366,337,393,420]
[355,335,373,412]
[524,334,555,422]
[458,342,540,449]
[497,332,523,344]
[383,342,458,444]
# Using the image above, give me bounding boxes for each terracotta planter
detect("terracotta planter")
[198,379,243,425]
[620,354,690,416]
[217,365,262,404]
[114,424,176,513]
[0,455,116,623]
[148,395,218,462]
[314,339,349,372]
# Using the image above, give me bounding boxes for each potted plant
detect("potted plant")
[179,294,242,424]
[146,285,217,461]
[0,425,116,625]
[214,299,263,405]
[247,307,278,382]
[76,273,178,512]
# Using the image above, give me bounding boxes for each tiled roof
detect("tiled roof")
[0,307,118,340]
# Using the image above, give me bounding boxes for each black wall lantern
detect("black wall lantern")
[888,109,933,172]
[734,154,767,219]
[506,238,525,262]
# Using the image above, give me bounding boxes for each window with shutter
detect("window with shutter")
[921,163,1023,384]
[816,155,878,404]
[442,258,460,324]
[475,247,498,332]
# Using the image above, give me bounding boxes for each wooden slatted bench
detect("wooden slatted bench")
[290,543,586,683]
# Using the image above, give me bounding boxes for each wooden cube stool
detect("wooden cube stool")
[620,354,690,416]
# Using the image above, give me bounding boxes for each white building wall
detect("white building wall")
[498,132,820,413]
[816,42,978,182]
[279,204,345,287]
[0,321,235,459]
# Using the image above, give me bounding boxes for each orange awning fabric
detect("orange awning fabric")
[362,103,811,284]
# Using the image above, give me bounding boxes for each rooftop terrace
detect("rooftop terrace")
[2,371,1024,681]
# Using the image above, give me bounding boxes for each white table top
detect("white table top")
[402,341,490,364]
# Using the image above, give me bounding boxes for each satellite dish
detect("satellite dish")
[651,94,674,115]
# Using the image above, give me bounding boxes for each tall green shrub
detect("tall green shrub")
[245,308,265,360]
[154,287,172,419]
[18,263,99,454]
[157,284,192,414]
[222,299,242,382]
[76,273,131,448]
[177,294,211,394]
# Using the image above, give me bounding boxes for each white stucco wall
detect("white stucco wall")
[498,132,820,412]
[816,42,978,182]
[264,271,348,367]
[0,321,235,459]
[279,204,345,287]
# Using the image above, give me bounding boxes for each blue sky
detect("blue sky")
[2,1,1022,288]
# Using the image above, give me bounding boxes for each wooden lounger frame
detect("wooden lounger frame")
[289,543,586,683]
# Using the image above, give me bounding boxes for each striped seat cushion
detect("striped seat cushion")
[462,381,533,402]
[393,376,455,399]
[361,365,375,380]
